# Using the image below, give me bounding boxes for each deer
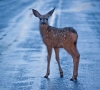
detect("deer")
[32,8,80,81]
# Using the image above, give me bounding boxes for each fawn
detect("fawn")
[32,8,80,81]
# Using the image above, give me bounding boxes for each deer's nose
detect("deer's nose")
[41,19,46,25]
[42,22,46,25]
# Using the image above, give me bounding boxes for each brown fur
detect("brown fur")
[32,8,80,80]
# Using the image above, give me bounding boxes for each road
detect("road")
[0,0,100,90]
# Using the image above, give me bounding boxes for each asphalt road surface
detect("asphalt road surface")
[0,0,100,90]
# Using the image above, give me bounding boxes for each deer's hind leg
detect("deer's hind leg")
[54,48,63,77]
[64,43,80,81]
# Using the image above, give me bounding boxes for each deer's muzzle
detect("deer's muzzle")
[41,18,47,25]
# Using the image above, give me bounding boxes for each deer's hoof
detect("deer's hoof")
[44,76,48,78]
[70,78,77,81]
[60,74,63,78]
[60,71,63,78]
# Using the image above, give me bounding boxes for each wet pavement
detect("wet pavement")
[0,0,100,90]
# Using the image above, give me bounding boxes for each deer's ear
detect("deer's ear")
[32,9,41,17]
[47,8,55,17]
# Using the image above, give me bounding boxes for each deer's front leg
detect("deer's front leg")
[44,46,52,78]
[54,48,63,77]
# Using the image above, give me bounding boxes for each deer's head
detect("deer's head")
[32,8,55,26]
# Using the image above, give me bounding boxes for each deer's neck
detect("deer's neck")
[40,24,49,36]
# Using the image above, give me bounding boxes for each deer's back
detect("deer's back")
[41,26,78,48]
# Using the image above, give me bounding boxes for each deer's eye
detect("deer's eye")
[46,18,48,20]
[40,18,42,20]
